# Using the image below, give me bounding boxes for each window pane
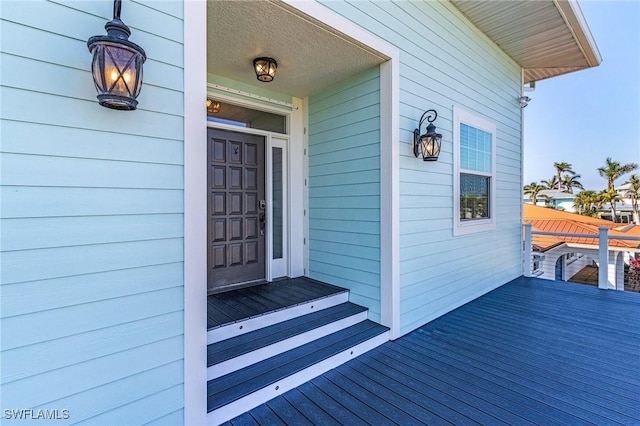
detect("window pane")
[460,123,492,173]
[207,100,287,134]
[272,147,283,259]
[460,173,489,220]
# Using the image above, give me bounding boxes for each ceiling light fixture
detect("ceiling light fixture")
[253,57,277,82]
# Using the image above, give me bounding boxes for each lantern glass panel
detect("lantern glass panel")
[419,135,441,160]
[104,44,138,97]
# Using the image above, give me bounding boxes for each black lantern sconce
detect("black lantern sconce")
[87,0,146,110]
[253,57,277,82]
[413,109,442,161]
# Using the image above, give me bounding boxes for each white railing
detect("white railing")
[523,223,640,290]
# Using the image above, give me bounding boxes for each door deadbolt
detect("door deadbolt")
[259,200,266,210]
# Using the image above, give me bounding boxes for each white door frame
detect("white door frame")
[204,95,295,282]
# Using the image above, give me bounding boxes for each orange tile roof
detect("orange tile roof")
[523,204,640,251]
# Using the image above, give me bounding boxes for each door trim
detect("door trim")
[205,98,297,283]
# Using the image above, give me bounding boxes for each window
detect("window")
[532,253,545,276]
[453,107,496,235]
[206,99,287,134]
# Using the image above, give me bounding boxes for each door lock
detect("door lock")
[259,200,266,210]
[259,212,266,236]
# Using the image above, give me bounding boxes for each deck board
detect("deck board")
[297,382,370,426]
[280,388,341,426]
[207,277,346,329]
[228,277,640,425]
[345,358,482,426]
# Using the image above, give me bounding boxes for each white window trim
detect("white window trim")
[532,253,545,276]
[453,107,497,236]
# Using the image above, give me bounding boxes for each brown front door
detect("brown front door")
[207,128,266,293]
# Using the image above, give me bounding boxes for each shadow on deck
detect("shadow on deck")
[223,276,640,425]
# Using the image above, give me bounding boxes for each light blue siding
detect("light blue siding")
[308,67,382,322]
[1,1,186,424]
[319,1,522,335]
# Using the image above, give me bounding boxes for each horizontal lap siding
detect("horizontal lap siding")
[0,1,186,424]
[318,1,522,335]
[308,68,382,322]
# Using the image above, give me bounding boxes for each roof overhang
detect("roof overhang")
[206,1,389,98]
[450,0,602,84]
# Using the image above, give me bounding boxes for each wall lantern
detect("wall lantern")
[253,57,277,82]
[413,109,442,161]
[87,0,146,110]
[206,99,221,114]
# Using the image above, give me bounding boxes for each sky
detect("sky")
[523,0,640,192]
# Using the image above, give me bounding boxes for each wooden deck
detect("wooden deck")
[223,276,640,425]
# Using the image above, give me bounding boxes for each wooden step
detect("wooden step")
[207,289,349,345]
[207,320,389,425]
[207,302,368,380]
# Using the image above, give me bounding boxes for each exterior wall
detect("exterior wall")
[555,199,576,212]
[1,1,186,424]
[307,67,382,322]
[319,0,523,335]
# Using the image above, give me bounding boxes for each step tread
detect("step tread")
[208,278,347,330]
[207,320,389,412]
[208,302,367,367]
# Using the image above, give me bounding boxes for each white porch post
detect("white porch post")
[614,251,625,291]
[598,227,611,289]
[523,224,533,277]
[183,1,208,424]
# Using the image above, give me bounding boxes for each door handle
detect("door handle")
[259,212,265,235]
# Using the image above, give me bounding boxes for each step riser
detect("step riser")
[208,310,368,380]
[207,292,349,345]
[207,330,389,426]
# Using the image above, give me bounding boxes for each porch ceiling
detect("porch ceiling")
[207,1,389,98]
[451,0,602,84]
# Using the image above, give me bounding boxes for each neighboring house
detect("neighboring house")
[605,181,639,224]
[524,204,640,286]
[1,1,601,425]
[524,189,577,212]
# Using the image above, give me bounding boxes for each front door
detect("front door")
[208,128,266,293]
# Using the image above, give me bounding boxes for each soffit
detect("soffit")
[206,1,388,98]
[450,0,601,83]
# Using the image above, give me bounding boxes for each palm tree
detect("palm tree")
[597,157,639,192]
[554,162,575,189]
[523,182,546,205]
[541,175,559,190]
[599,189,623,222]
[624,174,640,224]
[574,190,598,216]
[560,174,584,194]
